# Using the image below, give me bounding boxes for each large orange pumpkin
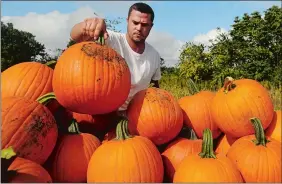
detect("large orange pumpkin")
[127,87,183,145]
[87,118,164,182]
[161,129,202,182]
[50,120,101,183]
[1,96,58,165]
[173,129,243,183]
[52,41,131,115]
[211,77,274,138]
[2,147,52,183]
[1,62,53,101]
[227,117,281,182]
[178,90,221,139]
[265,110,281,142]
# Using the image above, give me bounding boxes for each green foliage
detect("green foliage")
[178,5,282,86]
[1,21,50,71]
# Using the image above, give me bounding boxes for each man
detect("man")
[70,2,161,112]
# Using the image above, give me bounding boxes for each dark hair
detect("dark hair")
[128,2,155,22]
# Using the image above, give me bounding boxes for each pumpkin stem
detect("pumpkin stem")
[198,129,216,159]
[45,60,57,69]
[96,35,105,45]
[68,118,81,134]
[187,78,199,95]
[250,117,270,146]
[36,92,56,106]
[223,76,236,94]
[115,118,133,140]
[1,147,18,183]
[190,128,198,140]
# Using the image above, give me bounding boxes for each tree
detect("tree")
[1,21,50,71]
[178,5,282,86]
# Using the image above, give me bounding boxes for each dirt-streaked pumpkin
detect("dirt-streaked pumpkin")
[265,110,281,142]
[211,77,274,138]
[1,62,53,101]
[1,96,58,165]
[227,117,281,182]
[52,41,131,115]
[127,87,183,145]
[87,118,164,182]
[173,128,243,183]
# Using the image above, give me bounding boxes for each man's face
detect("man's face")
[127,9,153,43]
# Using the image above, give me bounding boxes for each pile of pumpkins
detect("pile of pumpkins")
[1,41,281,183]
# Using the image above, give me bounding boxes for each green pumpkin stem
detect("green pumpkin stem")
[115,118,133,140]
[187,78,199,95]
[223,76,236,94]
[199,129,216,159]
[45,60,57,69]
[250,117,270,146]
[190,128,198,140]
[36,92,56,106]
[96,35,105,45]
[1,147,18,183]
[68,119,81,134]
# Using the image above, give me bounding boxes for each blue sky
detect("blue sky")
[2,1,281,66]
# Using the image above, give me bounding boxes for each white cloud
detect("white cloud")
[2,5,184,66]
[192,28,228,46]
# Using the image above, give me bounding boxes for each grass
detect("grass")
[159,74,281,111]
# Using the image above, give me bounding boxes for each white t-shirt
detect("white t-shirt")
[105,30,161,111]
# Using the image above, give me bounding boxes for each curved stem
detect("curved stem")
[198,129,216,159]
[223,76,236,94]
[250,117,270,146]
[96,35,105,45]
[36,92,56,106]
[1,147,18,183]
[115,118,133,140]
[45,60,57,69]
[190,128,198,140]
[68,118,81,134]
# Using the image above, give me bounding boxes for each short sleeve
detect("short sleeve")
[151,57,162,81]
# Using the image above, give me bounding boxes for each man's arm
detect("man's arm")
[70,18,108,43]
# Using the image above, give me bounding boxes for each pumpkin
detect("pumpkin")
[173,128,243,182]
[127,87,183,145]
[1,147,52,183]
[1,62,53,101]
[52,41,131,115]
[87,118,164,182]
[227,117,281,182]
[49,120,101,182]
[265,110,281,142]
[211,77,274,138]
[215,134,237,156]
[161,129,202,182]
[1,96,58,165]
[178,90,221,139]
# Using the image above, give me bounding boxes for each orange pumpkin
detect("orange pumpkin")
[161,129,202,182]
[178,90,221,139]
[265,110,281,142]
[127,87,183,145]
[50,120,101,182]
[211,77,274,138]
[215,134,237,156]
[227,117,281,182]
[1,62,53,101]
[2,147,52,183]
[1,96,58,165]
[52,41,131,115]
[173,129,243,182]
[87,118,164,182]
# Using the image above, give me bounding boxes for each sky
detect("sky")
[2,1,281,66]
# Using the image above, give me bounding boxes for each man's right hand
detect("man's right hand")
[70,17,109,42]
